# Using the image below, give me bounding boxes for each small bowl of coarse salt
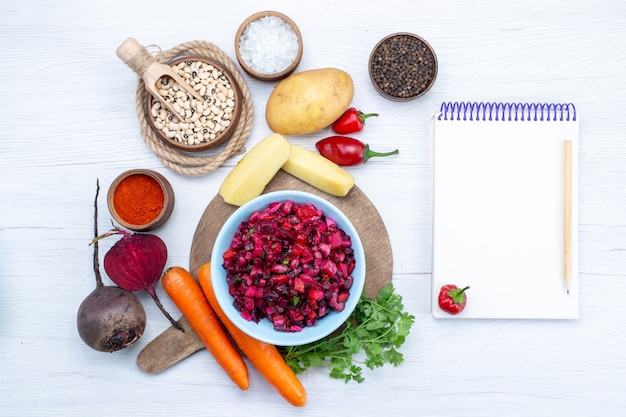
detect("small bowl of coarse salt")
[235,11,303,82]
[145,55,243,152]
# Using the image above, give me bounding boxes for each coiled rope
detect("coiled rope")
[134,40,253,176]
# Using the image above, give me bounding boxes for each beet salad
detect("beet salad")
[222,199,356,332]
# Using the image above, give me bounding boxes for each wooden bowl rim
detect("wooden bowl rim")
[234,10,303,82]
[107,169,175,232]
[145,55,244,152]
[368,32,438,102]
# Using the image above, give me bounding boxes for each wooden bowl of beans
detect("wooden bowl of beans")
[369,33,438,101]
[145,56,243,152]
[234,11,303,82]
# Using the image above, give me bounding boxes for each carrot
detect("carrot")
[161,266,249,390]
[198,262,307,407]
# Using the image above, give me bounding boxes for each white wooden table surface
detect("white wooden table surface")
[2,1,625,416]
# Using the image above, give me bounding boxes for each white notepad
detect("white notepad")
[431,102,579,319]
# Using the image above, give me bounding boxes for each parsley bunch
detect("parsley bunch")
[282,284,415,383]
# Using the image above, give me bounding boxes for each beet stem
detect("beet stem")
[92,179,104,289]
[147,288,184,332]
[91,223,128,245]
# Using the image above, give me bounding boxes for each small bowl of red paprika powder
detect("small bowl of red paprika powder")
[107,169,175,231]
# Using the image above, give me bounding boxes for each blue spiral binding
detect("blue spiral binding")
[437,102,576,122]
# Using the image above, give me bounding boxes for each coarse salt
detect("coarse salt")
[239,15,299,74]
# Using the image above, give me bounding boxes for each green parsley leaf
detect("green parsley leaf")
[282,283,415,383]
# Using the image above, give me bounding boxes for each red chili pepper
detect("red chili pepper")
[332,108,379,134]
[438,284,470,315]
[315,136,399,166]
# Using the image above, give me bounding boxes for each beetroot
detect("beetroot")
[77,285,146,352]
[95,226,182,331]
[223,200,356,332]
[77,180,146,352]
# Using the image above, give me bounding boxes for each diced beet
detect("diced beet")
[320,259,338,276]
[244,286,258,298]
[344,275,354,289]
[302,263,319,276]
[270,274,289,285]
[293,277,306,293]
[318,304,327,318]
[244,297,255,311]
[319,242,331,257]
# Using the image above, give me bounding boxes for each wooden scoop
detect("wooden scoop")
[137,316,204,374]
[116,37,204,120]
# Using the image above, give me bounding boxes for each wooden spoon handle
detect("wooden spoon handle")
[116,37,156,74]
[116,37,204,119]
[137,316,204,374]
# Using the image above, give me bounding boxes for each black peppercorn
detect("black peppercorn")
[369,33,437,101]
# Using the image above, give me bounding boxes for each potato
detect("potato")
[282,144,355,197]
[219,133,291,206]
[266,68,354,135]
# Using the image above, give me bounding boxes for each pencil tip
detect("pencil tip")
[567,289,570,295]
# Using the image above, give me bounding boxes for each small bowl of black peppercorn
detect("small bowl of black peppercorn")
[369,32,438,101]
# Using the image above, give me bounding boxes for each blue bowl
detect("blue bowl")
[210,190,365,346]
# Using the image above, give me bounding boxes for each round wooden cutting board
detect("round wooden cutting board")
[189,170,393,299]
[137,171,394,374]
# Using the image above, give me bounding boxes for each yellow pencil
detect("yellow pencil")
[563,140,573,294]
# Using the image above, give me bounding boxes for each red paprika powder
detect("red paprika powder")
[113,174,164,225]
